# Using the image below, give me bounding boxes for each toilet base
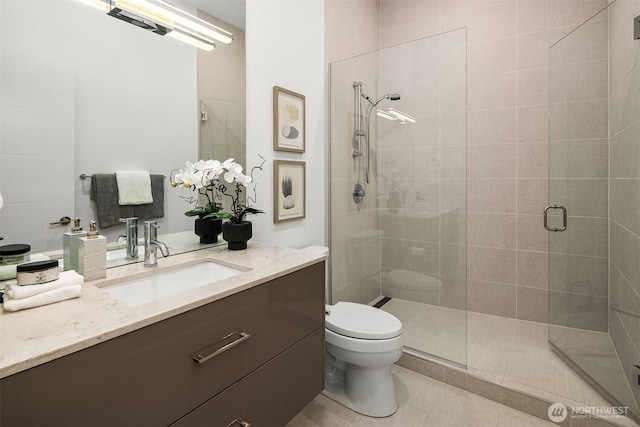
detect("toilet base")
[323,362,398,418]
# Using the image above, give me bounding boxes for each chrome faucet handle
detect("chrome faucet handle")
[144,221,168,266]
[119,217,139,260]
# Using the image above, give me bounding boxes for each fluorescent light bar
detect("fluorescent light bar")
[146,0,233,43]
[376,110,397,121]
[115,0,174,28]
[387,108,416,123]
[168,27,215,51]
[75,0,230,50]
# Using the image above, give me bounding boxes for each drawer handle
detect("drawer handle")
[190,331,251,364]
[227,418,250,427]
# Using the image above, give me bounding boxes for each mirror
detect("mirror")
[0,0,246,263]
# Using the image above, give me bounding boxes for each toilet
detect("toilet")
[302,246,404,418]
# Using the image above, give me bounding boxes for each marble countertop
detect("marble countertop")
[0,242,325,379]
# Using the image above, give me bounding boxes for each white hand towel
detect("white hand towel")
[5,270,84,300]
[3,285,82,312]
[116,171,153,205]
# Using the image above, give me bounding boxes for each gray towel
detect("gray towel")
[133,175,165,220]
[91,174,133,228]
[91,174,164,228]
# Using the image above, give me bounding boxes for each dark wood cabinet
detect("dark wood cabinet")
[0,262,325,426]
[172,328,324,427]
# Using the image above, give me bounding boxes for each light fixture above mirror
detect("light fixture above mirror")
[75,0,233,51]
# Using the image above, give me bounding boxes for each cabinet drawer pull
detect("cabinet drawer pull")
[227,418,250,427]
[190,331,251,364]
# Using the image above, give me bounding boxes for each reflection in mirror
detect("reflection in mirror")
[0,0,245,267]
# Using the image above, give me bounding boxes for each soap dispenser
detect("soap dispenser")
[63,218,87,272]
[78,220,107,280]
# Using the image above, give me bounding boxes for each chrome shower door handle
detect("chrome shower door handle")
[544,205,567,232]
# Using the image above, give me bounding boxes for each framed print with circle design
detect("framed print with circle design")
[273,86,305,153]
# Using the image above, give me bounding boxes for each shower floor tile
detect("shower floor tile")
[380,298,637,422]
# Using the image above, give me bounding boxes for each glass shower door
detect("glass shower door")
[548,3,640,421]
[329,28,467,368]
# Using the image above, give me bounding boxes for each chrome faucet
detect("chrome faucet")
[144,221,169,267]
[117,217,139,260]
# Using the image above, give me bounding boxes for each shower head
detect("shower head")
[361,93,401,107]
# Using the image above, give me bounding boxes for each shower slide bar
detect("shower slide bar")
[353,81,364,159]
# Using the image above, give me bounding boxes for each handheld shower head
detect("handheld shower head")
[356,89,403,186]
[361,92,401,106]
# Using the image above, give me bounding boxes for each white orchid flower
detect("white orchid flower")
[229,162,243,175]
[236,174,252,187]
[223,162,244,183]
[203,159,220,169]
[176,163,203,188]
[221,158,235,169]
[223,170,236,183]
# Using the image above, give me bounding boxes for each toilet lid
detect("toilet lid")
[325,302,402,340]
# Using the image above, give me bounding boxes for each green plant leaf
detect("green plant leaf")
[203,212,231,220]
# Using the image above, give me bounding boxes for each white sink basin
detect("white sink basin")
[101,261,244,306]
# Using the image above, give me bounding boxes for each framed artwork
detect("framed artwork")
[274,160,306,223]
[273,86,305,153]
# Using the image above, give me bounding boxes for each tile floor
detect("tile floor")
[287,365,558,427]
[380,298,629,414]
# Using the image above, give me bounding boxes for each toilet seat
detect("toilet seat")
[325,302,402,340]
[326,328,403,353]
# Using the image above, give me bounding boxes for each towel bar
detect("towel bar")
[79,174,166,180]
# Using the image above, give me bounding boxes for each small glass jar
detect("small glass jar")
[0,244,31,266]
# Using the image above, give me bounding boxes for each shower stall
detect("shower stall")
[329,28,468,367]
[330,1,640,423]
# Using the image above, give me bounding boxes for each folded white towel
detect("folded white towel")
[116,171,153,205]
[5,270,84,300]
[3,285,82,312]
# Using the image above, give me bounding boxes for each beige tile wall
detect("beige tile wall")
[378,29,467,311]
[377,0,608,322]
[327,0,382,304]
[326,0,611,324]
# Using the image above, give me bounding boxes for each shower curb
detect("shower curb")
[397,353,635,427]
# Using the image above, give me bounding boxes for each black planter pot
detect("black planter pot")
[222,221,252,250]
[194,218,223,244]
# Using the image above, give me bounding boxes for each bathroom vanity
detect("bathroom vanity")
[0,243,325,426]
